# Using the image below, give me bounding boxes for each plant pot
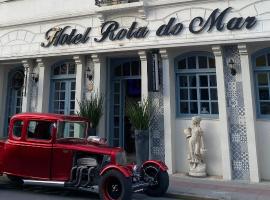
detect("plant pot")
[135,130,149,166]
[88,128,97,136]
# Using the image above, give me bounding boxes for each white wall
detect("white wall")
[175,119,223,176]
[247,42,270,181]
[168,46,223,176]
[256,121,270,181]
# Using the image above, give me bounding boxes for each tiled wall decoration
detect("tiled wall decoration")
[149,56,165,161]
[223,45,250,180]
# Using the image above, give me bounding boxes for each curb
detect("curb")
[165,193,219,200]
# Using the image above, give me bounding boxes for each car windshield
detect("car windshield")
[58,121,87,139]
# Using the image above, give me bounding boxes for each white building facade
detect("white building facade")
[1,0,270,183]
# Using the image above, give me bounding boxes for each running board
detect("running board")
[23,179,99,193]
[23,180,65,187]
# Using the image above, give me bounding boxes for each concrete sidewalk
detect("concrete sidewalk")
[167,174,270,200]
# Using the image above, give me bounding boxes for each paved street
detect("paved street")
[0,177,183,200]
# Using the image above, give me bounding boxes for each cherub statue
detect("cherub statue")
[184,116,207,177]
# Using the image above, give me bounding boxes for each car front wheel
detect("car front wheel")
[99,170,132,200]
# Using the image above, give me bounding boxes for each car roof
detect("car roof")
[11,113,89,122]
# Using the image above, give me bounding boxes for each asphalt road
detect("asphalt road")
[0,177,181,200]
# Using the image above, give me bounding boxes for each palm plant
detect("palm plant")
[126,98,155,131]
[77,93,104,129]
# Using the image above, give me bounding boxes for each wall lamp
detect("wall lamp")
[86,67,93,81]
[30,72,39,83]
[228,59,237,76]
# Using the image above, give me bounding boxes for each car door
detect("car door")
[19,119,54,179]
[3,118,25,176]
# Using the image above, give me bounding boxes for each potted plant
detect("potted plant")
[126,98,155,166]
[77,93,104,136]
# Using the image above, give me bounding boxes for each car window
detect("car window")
[27,121,53,140]
[58,121,86,139]
[13,120,23,138]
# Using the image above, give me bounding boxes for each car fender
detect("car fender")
[100,165,132,178]
[142,160,168,171]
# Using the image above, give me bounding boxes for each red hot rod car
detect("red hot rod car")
[0,113,169,200]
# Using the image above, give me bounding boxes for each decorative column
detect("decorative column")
[160,49,176,174]
[212,46,232,180]
[238,44,260,182]
[22,59,33,113]
[222,45,250,180]
[138,50,148,100]
[73,55,85,113]
[36,58,50,113]
[91,54,106,138]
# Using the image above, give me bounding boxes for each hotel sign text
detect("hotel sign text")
[41,7,257,47]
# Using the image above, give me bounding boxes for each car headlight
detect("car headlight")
[115,151,127,165]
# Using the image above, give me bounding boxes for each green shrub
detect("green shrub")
[77,93,104,129]
[126,98,155,131]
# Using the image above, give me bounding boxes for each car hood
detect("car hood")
[55,139,123,155]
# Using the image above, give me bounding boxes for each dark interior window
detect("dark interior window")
[27,121,53,140]
[13,120,23,138]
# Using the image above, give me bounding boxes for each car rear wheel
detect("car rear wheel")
[143,165,169,197]
[99,170,132,200]
[7,175,24,186]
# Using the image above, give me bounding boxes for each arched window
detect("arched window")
[253,49,270,117]
[175,52,218,117]
[50,60,76,115]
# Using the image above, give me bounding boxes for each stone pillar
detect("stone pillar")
[73,55,85,113]
[238,44,260,182]
[21,59,33,113]
[36,58,50,113]
[138,50,148,100]
[212,46,232,180]
[92,54,106,138]
[160,49,176,174]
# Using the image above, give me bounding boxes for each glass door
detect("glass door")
[112,80,123,147]
[51,80,76,115]
[5,69,24,136]
[110,58,141,154]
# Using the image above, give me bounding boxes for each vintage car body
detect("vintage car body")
[0,113,169,200]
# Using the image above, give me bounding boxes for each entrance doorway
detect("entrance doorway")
[50,61,76,115]
[5,67,25,135]
[110,58,141,157]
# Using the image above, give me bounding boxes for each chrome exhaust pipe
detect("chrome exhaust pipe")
[75,166,88,187]
[82,167,95,187]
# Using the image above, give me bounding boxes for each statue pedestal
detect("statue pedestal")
[189,163,207,177]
